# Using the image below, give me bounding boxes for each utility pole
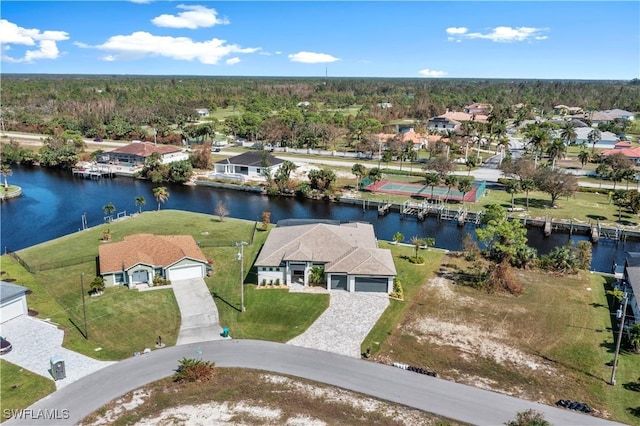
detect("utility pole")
[610,293,628,385]
[236,242,247,312]
[80,272,88,339]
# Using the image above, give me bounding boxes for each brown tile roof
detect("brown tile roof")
[110,142,182,157]
[255,223,396,276]
[99,234,207,274]
[439,111,488,123]
[601,146,640,159]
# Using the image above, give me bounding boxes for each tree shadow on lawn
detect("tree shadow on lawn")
[627,406,640,419]
[587,214,608,221]
[622,377,640,392]
[510,197,551,209]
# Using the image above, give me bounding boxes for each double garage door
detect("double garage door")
[1,298,26,323]
[168,265,203,281]
[354,277,388,292]
[331,275,388,292]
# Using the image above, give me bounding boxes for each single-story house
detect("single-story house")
[255,222,397,293]
[438,110,488,123]
[568,128,619,148]
[195,108,210,117]
[98,234,209,287]
[601,145,640,165]
[376,129,427,150]
[377,102,393,109]
[427,116,461,132]
[464,102,492,115]
[213,152,284,182]
[0,281,29,323]
[620,252,640,327]
[108,141,189,166]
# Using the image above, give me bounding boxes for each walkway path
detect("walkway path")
[287,290,389,358]
[5,340,622,426]
[0,316,115,389]
[171,278,223,345]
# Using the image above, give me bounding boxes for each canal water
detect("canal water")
[1,166,637,272]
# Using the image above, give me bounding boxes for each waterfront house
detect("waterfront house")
[212,151,284,182]
[108,141,189,166]
[0,281,30,323]
[620,253,640,327]
[601,144,640,165]
[255,221,396,293]
[99,234,209,287]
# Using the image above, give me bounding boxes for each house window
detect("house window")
[114,273,125,283]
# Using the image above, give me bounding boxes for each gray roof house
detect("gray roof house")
[622,253,640,327]
[213,152,284,183]
[1,281,30,323]
[255,222,396,293]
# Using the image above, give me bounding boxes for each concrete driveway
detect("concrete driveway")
[287,290,389,358]
[171,278,223,345]
[0,316,115,389]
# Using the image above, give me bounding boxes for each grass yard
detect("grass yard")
[0,360,56,423]
[370,251,640,425]
[202,228,330,341]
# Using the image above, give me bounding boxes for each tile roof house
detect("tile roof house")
[601,145,640,165]
[376,129,427,150]
[620,252,640,327]
[427,116,461,132]
[255,222,396,293]
[98,234,209,287]
[438,110,488,123]
[464,103,493,115]
[108,141,189,166]
[213,151,284,182]
[0,281,30,323]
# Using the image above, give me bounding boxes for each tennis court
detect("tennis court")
[365,179,486,202]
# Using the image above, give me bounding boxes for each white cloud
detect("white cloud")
[102,55,116,62]
[447,26,548,43]
[418,68,447,77]
[288,51,340,64]
[226,57,240,65]
[82,31,258,65]
[152,4,229,29]
[446,27,468,35]
[0,19,68,63]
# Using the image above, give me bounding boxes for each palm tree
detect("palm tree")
[351,163,366,189]
[392,231,404,245]
[577,150,590,169]
[465,156,478,175]
[559,122,577,145]
[424,172,441,202]
[457,177,473,206]
[524,123,551,168]
[546,138,567,170]
[587,129,601,154]
[153,186,169,211]
[135,196,146,213]
[444,174,458,204]
[410,236,425,260]
[309,266,325,287]
[103,202,115,221]
[1,163,13,189]
[520,179,535,211]
[506,179,521,210]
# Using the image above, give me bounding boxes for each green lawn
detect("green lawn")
[0,359,56,423]
[4,211,328,359]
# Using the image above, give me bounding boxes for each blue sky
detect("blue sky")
[1,1,638,79]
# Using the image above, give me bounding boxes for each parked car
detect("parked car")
[0,337,12,355]
[212,148,221,152]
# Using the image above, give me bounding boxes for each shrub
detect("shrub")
[275,278,281,286]
[261,279,267,286]
[504,409,550,426]
[487,261,522,296]
[173,358,216,383]
[391,278,404,299]
[409,256,424,264]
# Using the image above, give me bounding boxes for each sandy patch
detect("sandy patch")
[409,317,554,374]
[83,389,150,425]
[291,162,354,180]
[427,276,474,305]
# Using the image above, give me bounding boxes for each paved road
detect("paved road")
[5,340,623,426]
[171,278,224,345]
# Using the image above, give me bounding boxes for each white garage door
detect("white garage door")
[1,298,26,323]
[168,265,203,281]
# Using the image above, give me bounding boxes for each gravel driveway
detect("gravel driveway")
[287,290,389,358]
[1,316,115,389]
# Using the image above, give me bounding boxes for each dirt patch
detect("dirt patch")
[409,317,555,374]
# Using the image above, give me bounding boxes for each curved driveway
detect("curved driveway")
[6,340,622,426]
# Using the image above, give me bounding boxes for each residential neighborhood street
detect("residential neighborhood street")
[5,340,623,426]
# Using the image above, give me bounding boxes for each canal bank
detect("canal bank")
[1,166,638,273]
